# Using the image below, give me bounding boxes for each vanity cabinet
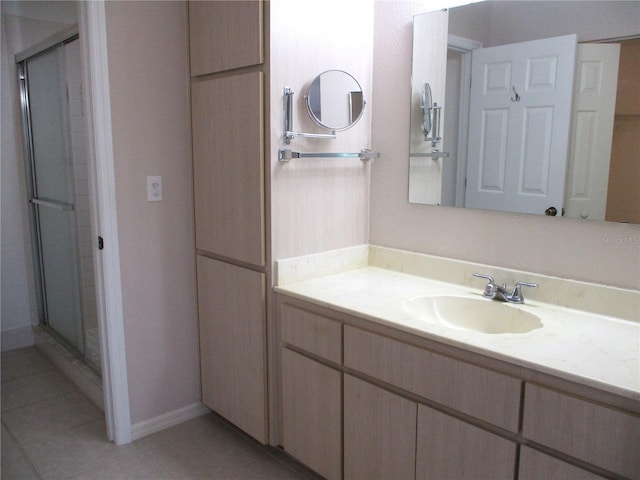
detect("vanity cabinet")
[277,294,639,480]
[278,299,520,480]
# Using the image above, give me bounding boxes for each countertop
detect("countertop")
[275,246,640,401]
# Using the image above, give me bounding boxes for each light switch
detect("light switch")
[147,175,162,202]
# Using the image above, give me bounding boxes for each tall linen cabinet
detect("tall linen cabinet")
[189,0,269,443]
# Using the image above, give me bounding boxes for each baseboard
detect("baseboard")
[1,326,35,352]
[131,402,211,441]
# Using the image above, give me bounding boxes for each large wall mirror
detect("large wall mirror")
[409,1,639,224]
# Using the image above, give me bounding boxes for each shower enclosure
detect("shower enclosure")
[18,34,101,374]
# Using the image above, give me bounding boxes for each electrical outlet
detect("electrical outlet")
[147,176,162,202]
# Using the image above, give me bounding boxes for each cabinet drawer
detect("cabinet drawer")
[280,305,342,363]
[343,325,521,431]
[523,384,640,479]
[519,447,605,480]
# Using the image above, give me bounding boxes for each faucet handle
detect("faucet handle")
[508,281,538,303]
[473,273,495,284]
[473,273,497,298]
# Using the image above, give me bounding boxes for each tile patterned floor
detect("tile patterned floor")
[1,347,320,479]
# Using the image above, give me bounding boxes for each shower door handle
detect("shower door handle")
[31,198,75,211]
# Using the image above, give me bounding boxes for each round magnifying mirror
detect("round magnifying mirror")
[305,70,365,131]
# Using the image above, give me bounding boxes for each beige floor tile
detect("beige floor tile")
[223,454,307,480]
[67,455,172,480]
[1,424,40,480]
[3,390,103,444]
[1,347,56,383]
[2,347,316,480]
[23,419,150,479]
[1,369,78,412]
[136,415,269,478]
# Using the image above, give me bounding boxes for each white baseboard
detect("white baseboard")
[131,402,211,441]
[1,326,35,352]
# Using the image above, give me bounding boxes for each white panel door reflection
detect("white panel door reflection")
[465,35,577,215]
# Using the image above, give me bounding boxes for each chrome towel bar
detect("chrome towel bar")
[409,151,449,158]
[278,147,380,163]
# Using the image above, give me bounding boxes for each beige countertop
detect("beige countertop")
[275,245,640,401]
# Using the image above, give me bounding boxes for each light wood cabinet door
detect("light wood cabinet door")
[416,404,515,480]
[281,349,341,480]
[189,0,264,76]
[192,72,264,266]
[197,255,266,442]
[519,447,606,480]
[344,374,417,480]
[523,384,640,479]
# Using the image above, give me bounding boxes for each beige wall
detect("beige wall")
[370,1,640,290]
[105,1,200,424]
[269,0,374,266]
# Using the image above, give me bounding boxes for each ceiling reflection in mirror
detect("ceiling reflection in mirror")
[306,70,365,131]
[408,1,640,224]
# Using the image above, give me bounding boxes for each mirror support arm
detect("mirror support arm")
[283,87,337,144]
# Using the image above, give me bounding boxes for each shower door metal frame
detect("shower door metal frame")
[18,34,88,358]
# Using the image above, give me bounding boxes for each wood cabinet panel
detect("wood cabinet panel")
[344,374,417,480]
[192,72,264,266]
[343,325,521,432]
[197,255,266,442]
[280,304,342,363]
[281,349,341,480]
[523,384,640,479]
[416,404,516,480]
[189,0,263,76]
[519,447,606,480]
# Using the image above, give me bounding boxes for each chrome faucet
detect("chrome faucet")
[473,273,538,304]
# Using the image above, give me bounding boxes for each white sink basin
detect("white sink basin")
[403,295,543,334]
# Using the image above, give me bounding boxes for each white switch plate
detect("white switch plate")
[147,175,162,202]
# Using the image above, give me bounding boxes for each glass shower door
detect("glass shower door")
[21,41,84,353]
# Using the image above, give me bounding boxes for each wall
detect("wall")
[105,1,200,424]
[370,1,640,290]
[269,0,374,266]
[0,3,76,351]
[455,1,640,47]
